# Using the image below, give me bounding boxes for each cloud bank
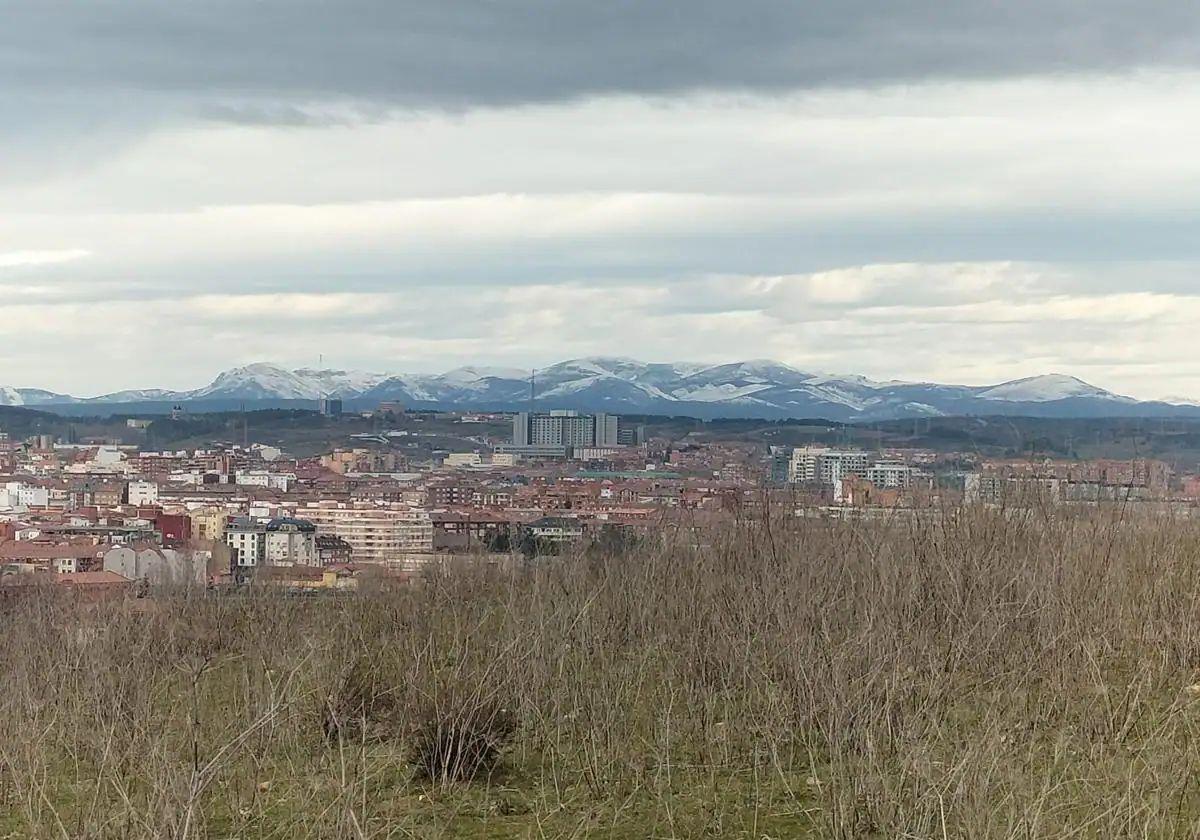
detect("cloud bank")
[2,2,1199,401]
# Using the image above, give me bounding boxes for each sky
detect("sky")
[4,1,1200,399]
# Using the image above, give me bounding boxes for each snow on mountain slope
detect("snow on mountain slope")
[291,368,391,397]
[188,364,320,400]
[94,388,184,402]
[673,383,774,402]
[7,358,1178,421]
[441,366,529,385]
[1161,395,1200,407]
[185,364,388,400]
[0,386,76,407]
[976,374,1133,403]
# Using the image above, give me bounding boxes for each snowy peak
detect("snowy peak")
[0,387,22,407]
[441,366,529,384]
[188,364,387,400]
[976,373,1132,404]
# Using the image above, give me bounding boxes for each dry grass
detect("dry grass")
[3,504,1200,837]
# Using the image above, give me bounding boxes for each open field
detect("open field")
[5,506,1200,837]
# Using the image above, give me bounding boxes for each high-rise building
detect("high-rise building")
[319,397,343,417]
[512,411,634,449]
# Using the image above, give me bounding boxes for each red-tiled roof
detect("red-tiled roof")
[56,571,132,586]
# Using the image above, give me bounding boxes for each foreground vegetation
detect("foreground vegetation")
[5,505,1200,836]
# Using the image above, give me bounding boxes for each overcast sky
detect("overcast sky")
[4,1,1200,398]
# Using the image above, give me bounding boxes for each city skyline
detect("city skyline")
[6,3,1200,398]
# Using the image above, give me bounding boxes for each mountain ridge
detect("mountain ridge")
[1,358,1195,422]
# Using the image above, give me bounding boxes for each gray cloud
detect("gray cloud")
[4,1,1200,113]
[4,4,1200,399]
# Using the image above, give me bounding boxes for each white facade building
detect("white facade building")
[264,519,317,566]
[865,462,915,488]
[127,480,159,506]
[224,519,268,567]
[788,448,870,485]
[2,482,49,509]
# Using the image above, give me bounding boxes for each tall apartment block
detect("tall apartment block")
[511,410,626,448]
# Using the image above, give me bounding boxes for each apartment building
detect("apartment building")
[126,480,159,506]
[299,502,434,564]
[788,448,870,485]
[264,517,317,566]
[865,461,916,488]
[225,517,267,568]
[188,505,229,543]
[320,449,403,475]
[512,411,623,447]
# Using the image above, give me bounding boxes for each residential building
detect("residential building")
[126,481,159,506]
[318,397,343,417]
[321,448,402,475]
[103,545,205,586]
[315,534,354,565]
[512,411,623,448]
[224,517,268,568]
[299,503,434,564]
[865,461,915,488]
[264,517,317,566]
[189,506,229,543]
[788,448,870,485]
[525,516,586,544]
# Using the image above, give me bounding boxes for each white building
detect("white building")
[235,470,294,492]
[224,518,268,567]
[127,480,159,506]
[865,462,915,489]
[2,482,49,509]
[264,518,317,566]
[788,448,870,485]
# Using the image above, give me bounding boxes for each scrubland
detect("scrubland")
[3,504,1200,838]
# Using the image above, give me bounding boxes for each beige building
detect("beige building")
[299,502,433,564]
[189,506,229,543]
[320,449,402,475]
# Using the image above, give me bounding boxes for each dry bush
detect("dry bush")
[6,503,1200,836]
[405,688,516,786]
[322,654,394,743]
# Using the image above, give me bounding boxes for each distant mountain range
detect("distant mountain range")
[2,358,1198,422]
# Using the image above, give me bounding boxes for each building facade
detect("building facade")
[299,503,434,564]
[264,518,317,566]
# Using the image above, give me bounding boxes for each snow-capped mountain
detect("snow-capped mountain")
[2,358,1195,421]
[976,374,1134,404]
[187,364,389,401]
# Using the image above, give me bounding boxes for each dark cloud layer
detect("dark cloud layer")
[5,1,1200,110]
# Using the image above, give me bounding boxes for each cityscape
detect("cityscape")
[9,0,1200,835]
[1,395,1192,596]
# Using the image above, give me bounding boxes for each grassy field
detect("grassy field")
[5,505,1200,837]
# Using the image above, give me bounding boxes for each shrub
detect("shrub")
[406,693,516,786]
[322,655,393,742]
